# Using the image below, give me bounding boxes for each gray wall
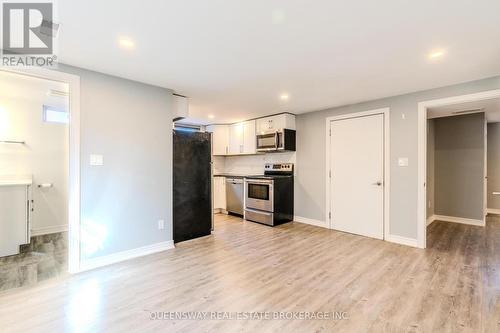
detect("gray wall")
[488,123,500,210]
[434,114,485,220]
[426,120,435,218]
[295,76,500,239]
[57,65,173,260]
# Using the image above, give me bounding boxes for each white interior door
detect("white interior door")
[330,114,384,239]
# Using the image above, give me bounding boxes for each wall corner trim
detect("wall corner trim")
[385,234,420,248]
[433,215,485,227]
[79,240,175,272]
[426,215,436,227]
[293,216,328,228]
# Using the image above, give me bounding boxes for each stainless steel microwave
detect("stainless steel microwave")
[256,129,296,152]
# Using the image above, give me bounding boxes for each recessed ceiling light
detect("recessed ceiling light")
[428,49,445,60]
[119,37,135,49]
[280,93,289,101]
[208,114,215,119]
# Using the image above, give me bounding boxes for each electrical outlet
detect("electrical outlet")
[90,154,104,166]
[398,157,409,167]
[158,220,165,230]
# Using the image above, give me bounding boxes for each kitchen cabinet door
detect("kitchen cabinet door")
[242,120,256,154]
[256,117,275,133]
[229,123,244,154]
[256,114,296,133]
[213,176,226,210]
[207,125,229,155]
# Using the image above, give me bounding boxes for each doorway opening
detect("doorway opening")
[0,68,80,290]
[418,90,500,248]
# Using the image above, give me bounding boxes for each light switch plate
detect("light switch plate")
[90,154,104,166]
[398,157,409,167]
[158,220,165,230]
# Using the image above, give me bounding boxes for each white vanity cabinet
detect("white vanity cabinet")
[0,176,32,257]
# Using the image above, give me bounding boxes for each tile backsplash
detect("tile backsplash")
[215,152,296,175]
[212,156,226,174]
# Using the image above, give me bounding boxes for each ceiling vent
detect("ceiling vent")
[48,89,69,98]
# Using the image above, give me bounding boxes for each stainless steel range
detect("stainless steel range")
[244,163,294,226]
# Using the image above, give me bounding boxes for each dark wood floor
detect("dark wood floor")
[0,214,499,332]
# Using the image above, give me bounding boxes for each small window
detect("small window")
[43,106,69,124]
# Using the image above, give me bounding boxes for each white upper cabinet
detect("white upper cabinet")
[227,120,257,155]
[206,119,256,155]
[206,125,229,155]
[256,113,296,134]
[242,120,256,154]
[228,122,244,154]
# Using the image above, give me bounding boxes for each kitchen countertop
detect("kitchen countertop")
[213,173,263,178]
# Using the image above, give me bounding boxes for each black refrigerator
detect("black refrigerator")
[173,130,212,243]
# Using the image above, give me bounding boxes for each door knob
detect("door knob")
[372,181,383,186]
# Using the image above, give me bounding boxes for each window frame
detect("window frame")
[42,105,69,124]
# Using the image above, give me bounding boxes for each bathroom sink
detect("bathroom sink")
[0,175,32,186]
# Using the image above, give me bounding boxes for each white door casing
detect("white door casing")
[0,67,81,272]
[417,89,500,249]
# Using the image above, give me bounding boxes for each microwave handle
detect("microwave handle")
[275,131,279,149]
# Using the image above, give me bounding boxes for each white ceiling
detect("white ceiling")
[428,97,500,123]
[57,0,500,124]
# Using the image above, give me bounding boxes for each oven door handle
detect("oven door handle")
[244,179,273,185]
[245,208,273,216]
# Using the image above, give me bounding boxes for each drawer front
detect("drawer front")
[245,208,273,226]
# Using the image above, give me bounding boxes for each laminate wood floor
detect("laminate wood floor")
[1,214,500,332]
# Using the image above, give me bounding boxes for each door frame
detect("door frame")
[325,108,390,240]
[417,89,500,249]
[1,67,81,273]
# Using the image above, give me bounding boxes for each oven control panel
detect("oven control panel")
[264,163,294,173]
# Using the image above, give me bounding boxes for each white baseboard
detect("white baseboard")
[294,216,328,228]
[295,216,422,248]
[79,240,175,272]
[385,234,420,248]
[427,215,436,226]
[433,214,485,227]
[487,208,500,215]
[31,225,68,236]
